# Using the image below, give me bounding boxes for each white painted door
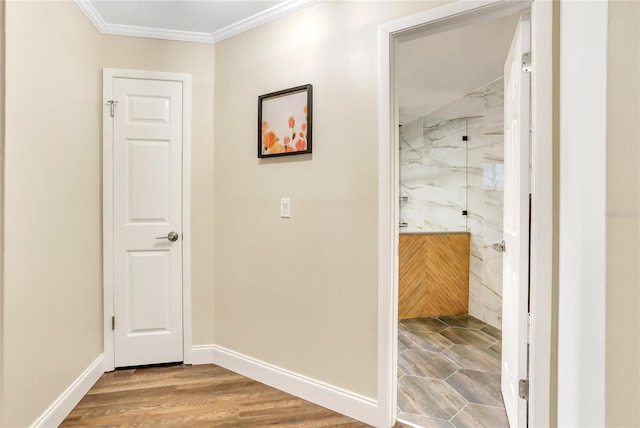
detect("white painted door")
[502,14,531,427]
[112,77,184,367]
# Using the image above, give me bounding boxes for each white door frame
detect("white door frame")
[102,68,193,371]
[376,1,554,426]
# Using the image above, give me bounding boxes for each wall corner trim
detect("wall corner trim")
[31,354,104,428]
[192,345,379,426]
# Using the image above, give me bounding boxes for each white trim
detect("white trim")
[557,2,607,426]
[200,345,378,427]
[103,69,115,371]
[74,0,321,44]
[31,355,104,428]
[208,0,322,43]
[73,0,106,34]
[102,68,193,371]
[376,17,397,428]
[191,345,216,366]
[181,74,193,365]
[378,1,552,427]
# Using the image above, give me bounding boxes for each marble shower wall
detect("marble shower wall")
[399,77,505,329]
[399,117,467,232]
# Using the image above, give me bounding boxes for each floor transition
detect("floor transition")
[397,314,508,427]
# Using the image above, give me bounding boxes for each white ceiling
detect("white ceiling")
[75,0,321,43]
[76,0,520,121]
[396,13,520,124]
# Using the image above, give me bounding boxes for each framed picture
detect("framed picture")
[258,84,312,158]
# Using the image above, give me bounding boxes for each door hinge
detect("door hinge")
[519,379,529,400]
[522,52,532,73]
[111,316,115,330]
[106,100,118,117]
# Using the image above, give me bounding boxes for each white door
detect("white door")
[502,14,531,427]
[111,76,184,367]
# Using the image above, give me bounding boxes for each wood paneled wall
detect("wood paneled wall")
[398,233,470,319]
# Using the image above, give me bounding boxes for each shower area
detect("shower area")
[396,78,510,427]
[398,77,505,327]
[399,116,471,320]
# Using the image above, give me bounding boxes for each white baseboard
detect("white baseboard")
[191,344,215,365]
[191,344,379,426]
[31,354,104,428]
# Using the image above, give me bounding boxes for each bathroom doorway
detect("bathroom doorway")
[394,9,526,428]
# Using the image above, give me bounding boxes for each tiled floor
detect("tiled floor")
[397,314,509,428]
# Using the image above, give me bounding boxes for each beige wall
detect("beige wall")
[606,1,640,426]
[2,1,103,426]
[14,0,638,425]
[0,0,4,423]
[213,0,440,398]
[102,35,216,346]
[1,7,216,425]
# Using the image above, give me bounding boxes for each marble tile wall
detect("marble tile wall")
[400,118,467,232]
[400,117,467,232]
[399,78,505,329]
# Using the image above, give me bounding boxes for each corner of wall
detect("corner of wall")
[30,355,104,428]
[3,1,103,425]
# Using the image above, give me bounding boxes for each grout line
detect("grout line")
[443,368,460,382]
[397,316,505,427]
[448,402,469,424]
[440,351,462,370]
[471,402,508,410]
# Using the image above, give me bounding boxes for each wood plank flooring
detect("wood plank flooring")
[62,364,409,427]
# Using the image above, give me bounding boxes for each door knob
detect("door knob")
[156,231,179,242]
[491,240,505,252]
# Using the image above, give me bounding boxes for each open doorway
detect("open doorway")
[394,11,521,427]
[376,1,553,427]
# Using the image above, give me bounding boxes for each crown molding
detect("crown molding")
[209,0,322,43]
[74,0,321,44]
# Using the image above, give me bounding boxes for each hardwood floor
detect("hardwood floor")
[62,364,409,427]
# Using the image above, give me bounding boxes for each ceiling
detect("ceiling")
[75,0,321,43]
[396,13,520,124]
[76,1,520,121]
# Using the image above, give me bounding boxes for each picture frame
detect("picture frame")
[258,84,313,158]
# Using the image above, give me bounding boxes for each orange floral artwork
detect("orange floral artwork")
[258,84,312,158]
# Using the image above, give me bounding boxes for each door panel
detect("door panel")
[126,139,171,222]
[113,77,183,367]
[127,250,172,333]
[502,14,531,427]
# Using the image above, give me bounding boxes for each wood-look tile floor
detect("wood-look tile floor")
[397,315,509,428]
[62,363,411,427]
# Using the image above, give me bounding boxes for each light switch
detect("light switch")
[280,197,291,218]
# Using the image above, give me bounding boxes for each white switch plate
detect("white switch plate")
[280,197,291,218]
